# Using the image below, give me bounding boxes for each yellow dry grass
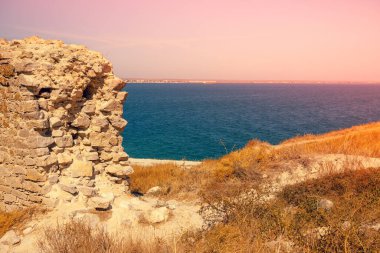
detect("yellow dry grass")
[129,163,208,199]
[278,121,380,157]
[38,220,174,253]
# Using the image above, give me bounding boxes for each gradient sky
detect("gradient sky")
[1,0,380,82]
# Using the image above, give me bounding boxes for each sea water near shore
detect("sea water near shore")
[122,83,380,161]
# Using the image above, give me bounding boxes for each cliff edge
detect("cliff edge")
[0,36,132,211]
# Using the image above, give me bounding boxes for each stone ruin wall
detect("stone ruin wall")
[0,37,132,212]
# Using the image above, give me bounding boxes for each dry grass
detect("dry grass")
[129,163,207,199]
[278,121,380,158]
[129,140,273,201]
[13,122,379,253]
[129,121,380,202]
[183,167,380,253]
[37,220,174,253]
[0,208,39,237]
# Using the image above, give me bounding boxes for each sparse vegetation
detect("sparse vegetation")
[279,122,380,158]
[182,167,380,253]
[129,163,207,199]
[3,122,380,252]
[37,220,173,253]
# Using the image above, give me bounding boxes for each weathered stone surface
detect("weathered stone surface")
[72,114,91,129]
[49,117,62,128]
[144,207,170,224]
[0,37,131,210]
[0,64,15,77]
[108,116,128,131]
[100,100,120,112]
[105,165,133,178]
[78,186,96,197]
[85,152,99,161]
[54,135,73,148]
[25,169,46,182]
[59,184,78,195]
[68,158,93,178]
[57,153,73,165]
[30,136,55,148]
[0,230,20,245]
[88,197,111,210]
[146,186,162,195]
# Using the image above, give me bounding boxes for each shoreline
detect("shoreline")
[129,158,202,167]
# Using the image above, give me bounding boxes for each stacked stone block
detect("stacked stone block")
[0,37,132,211]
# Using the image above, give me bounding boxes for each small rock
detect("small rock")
[368,223,380,231]
[105,165,133,178]
[59,184,78,195]
[167,203,176,210]
[155,200,166,207]
[146,186,162,195]
[72,113,91,129]
[49,117,62,128]
[145,207,169,224]
[22,227,33,235]
[318,199,334,210]
[88,197,111,210]
[0,230,21,245]
[78,186,96,197]
[342,221,351,230]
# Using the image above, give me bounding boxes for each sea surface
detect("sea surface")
[122,84,380,160]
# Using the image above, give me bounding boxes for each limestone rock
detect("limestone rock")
[68,158,93,178]
[105,165,133,178]
[319,199,334,210]
[88,197,111,210]
[54,135,74,148]
[78,186,96,197]
[146,186,162,195]
[59,184,78,195]
[49,117,62,128]
[0,230,21,245]
[108,116,128,131]
[57,153,73,165]
[72,114,91,129]
[22,227,33,235]
[0,64,15,77]
[145,207,170,224]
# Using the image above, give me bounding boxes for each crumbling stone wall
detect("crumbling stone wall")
[0,37,132,211]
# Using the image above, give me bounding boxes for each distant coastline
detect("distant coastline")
[124,78,380,85]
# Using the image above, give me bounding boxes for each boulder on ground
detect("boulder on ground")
[145,207,169,224]
[0,230,21,245]
[146,186,162,195]
[88,197,111,210]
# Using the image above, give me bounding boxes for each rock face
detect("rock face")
[0,36,132,211]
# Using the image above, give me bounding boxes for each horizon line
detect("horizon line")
[123,77,380,84]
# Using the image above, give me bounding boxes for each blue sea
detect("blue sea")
[121,84,380,161]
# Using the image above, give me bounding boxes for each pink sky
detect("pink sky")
[1,0,380,82]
